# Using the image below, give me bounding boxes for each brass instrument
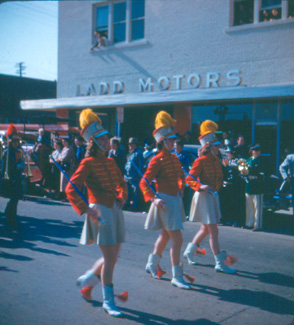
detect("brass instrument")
[237,158,249,176]
[20,140,33,177]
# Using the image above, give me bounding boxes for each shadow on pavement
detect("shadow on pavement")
[0,212,83,260]
[175,320,219,325]
[0,266,19,273]
[88,299,218,324]
[235,271,294,288]
[190,283,294,315]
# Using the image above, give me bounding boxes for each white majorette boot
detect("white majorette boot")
[171,264,191,290]
[183,243,198,265]
[102,285,123,318]
[214,251,237,274]
[145,254,161,278]
[76,270,100,289]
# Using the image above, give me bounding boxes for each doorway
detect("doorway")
[120,106,173,147]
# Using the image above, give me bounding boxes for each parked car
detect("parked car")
[143,144,227,171]
[183,144,227,164]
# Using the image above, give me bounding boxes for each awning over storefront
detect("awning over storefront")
[0,123,80,133]
[21,84,294,111]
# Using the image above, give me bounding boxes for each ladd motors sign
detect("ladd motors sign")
[76,70,242,96]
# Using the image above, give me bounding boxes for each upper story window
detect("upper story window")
[233,0,254,26]
[260,0,281,21]
[94,0,145,46]
[131,0,145,40]
[288,0,294,17]
[96,4,109,38]
[232,0,294,26]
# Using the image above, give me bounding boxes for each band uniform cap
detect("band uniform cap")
[198,120,220,147]
[154,111,176,129]
[153,127,176,143]
[165,134,177,139]
[198,132,221,147]
[79,108,109,143]
[153,111,177,143]
[128,137,139,145]
[249,144,261,151]
[200,120,218,136]
[81,122,109,143]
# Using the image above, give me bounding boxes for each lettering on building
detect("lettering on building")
[76,70,242,96]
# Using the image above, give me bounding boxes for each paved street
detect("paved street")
[0,196,294,325]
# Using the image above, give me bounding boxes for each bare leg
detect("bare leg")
[191,223,209,246]
[99,244,121,287]
[90,257,104,276]
[167,229,183,266]
[90,244,121,277]
[153,229,170,256]
[206,224,220,255]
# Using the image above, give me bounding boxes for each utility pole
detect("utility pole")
[15,62,26,77]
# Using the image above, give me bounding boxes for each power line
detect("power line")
[19,2,57,18]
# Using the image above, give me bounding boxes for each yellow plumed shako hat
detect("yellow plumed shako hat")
[153,111,177,143]
[198,120,221,147]
[79,108,109,143]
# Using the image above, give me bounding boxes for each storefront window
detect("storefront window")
[281,102,294,157]
[255,103,278,122]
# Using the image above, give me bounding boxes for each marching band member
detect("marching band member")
[65,109,128,317]
[140,111,191,290]
[1,124,25,229]
[183,120,237,274]
[244,144,265,231]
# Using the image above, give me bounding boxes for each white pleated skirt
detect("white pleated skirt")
[144,193,186,231]
[189,191,221,224]
[80,203,125,246]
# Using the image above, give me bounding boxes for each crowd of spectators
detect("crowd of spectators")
[3,122,292,234]
[26,128,293,227]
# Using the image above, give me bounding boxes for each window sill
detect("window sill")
[90,39,148,53]
[225,17,294,33]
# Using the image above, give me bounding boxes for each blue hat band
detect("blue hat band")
[94,130,109,138]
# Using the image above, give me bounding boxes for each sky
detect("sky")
[0,1,58,81]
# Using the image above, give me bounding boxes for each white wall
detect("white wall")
[58,0,294,98]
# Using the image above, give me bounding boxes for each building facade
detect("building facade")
[21,0,294,174]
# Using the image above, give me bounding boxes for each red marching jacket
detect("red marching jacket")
[140,151,186,202]
[66,156,128,215]
[186,153,223,193]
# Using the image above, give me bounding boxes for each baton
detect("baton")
[50,155,105,225]
[183,168,217,196]
[131,160,167,206]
